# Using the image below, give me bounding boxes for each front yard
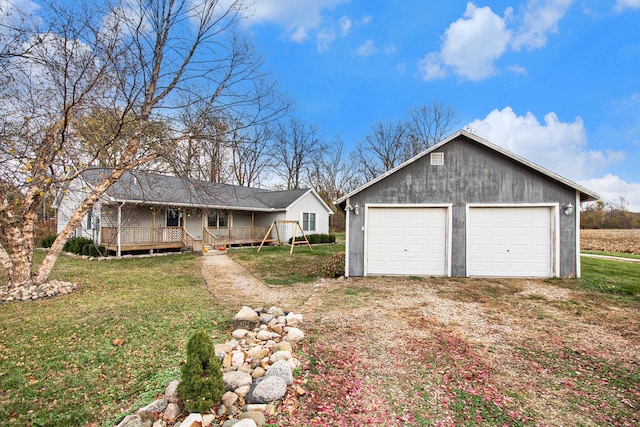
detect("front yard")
[1,239,638,426]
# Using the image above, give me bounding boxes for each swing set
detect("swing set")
[257,220,312,254]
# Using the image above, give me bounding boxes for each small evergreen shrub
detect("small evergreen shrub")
[40,234,57,248]
[177,330,224,413]
[63,237,104,256]
[289,233,336,245]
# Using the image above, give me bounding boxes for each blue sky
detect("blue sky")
[237,0,640,211]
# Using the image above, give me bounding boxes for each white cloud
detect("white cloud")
[615,0,640,11]
[511,0,573,51]
[384,44,397,56]
[507,64,528,75]
[419,0,573,81]
[355,40,377,57]
[466,107,624,181]
[418,52,447,80]
[440,3,511,81]
[317,29,336,52]
[0,0,39,30]
[339,15,352,36]
[580,175,640,212]
[243,0,348,42]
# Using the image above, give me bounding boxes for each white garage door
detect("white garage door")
[467,207,553,277]
[366,207,448,276]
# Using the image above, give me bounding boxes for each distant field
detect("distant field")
[581,229,640,255]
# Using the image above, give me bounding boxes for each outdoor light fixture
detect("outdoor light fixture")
[354,203,360,215]
[564,202,574,216]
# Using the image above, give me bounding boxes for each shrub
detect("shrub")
[289,233,336,245]
[63,237,104,256]
[177,330,224,413]
[40,234,57,248]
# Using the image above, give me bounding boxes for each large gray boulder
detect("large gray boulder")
[246,376,287,404]
[265,359,294,385]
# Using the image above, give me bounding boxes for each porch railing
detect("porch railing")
[101,226,183,246]
[101,225,270,249]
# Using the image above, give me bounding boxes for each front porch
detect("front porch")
[100,225,271,254]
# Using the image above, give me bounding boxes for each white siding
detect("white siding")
[284,191,331,242]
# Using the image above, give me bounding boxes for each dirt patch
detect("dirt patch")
[581,228,640,254]
[203,255,640,426]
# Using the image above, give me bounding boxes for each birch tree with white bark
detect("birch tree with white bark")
[0,0,283,292]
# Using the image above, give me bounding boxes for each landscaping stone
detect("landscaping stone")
[232,306,259,330]
[116,414,144,427]
[178,413,202,427]
[223,371,253,391]
[163,403,180,422]
[284,327,304,343]
[113,306,305,426]
[139,398,168,413]
[246,376,287,404]
[265,359,293,385]
[238,410,266,426]
[222,391,238,407]
[165,381,179,400]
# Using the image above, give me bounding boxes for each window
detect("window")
[207,210,228,228]
[303,212,316,232]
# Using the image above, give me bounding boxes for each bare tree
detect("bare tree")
[354,120,407,181]
[230,124,272,187]
[308,137,361,230]
[353,102,458,181]
[406,101,459,157]
[271,119,321,189]
[0,0,284,291]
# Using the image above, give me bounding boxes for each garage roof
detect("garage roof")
[335,130,600,205]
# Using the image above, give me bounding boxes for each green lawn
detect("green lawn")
[0,253,230,427]
[0,247,635,426]
[227,244,345,285]
[580,255,640,296]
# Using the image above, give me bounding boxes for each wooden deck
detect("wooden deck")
[101,225,271,253]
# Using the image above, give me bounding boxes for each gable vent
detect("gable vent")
[431,152,444,165]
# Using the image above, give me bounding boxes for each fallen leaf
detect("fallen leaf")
[112,338,124,346]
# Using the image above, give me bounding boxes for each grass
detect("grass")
[582,250,640,260]
[580,256,640,296]
[1,244,636,426]
[0,253,231,427]
[227,244,345,286]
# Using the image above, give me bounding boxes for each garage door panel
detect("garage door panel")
[468,207,553,277]
[367,207,447,276]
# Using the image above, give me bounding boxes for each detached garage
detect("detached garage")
[336,130,599,278]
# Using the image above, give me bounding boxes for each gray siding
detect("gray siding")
[347,135,578,277]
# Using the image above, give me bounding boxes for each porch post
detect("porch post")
[228,209,232,240]
[251,211,255,239]
[117,202,123,257]
[151,207,156,248]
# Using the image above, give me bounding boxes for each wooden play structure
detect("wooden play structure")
[257,220,312,254]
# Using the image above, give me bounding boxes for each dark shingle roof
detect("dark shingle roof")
[82,169,310,211]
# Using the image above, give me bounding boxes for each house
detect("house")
[55,169,333,255]
[335,130,599,278]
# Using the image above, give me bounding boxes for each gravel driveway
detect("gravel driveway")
[202,253,640,426]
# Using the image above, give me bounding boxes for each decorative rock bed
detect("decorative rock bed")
[0,280,77,302]
[116,306,306,427]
